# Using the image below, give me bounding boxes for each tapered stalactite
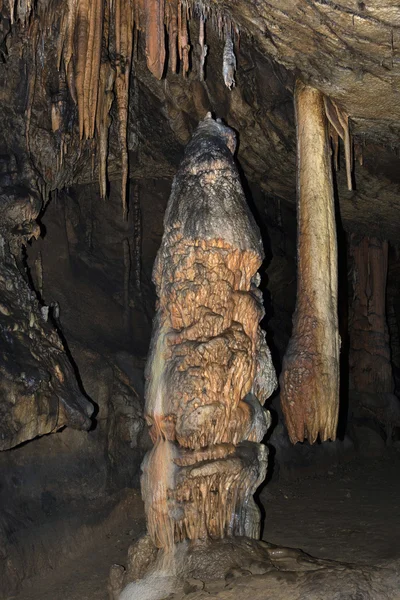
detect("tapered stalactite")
[349,235,393,394]
[280,81,340,444]
[141,114,277,549]
[8,0,241,215]
[96,61,115,199]
[145,0,165,79]
[324,96,353,191]
[166,0,178,74]
[178,1,190,78]
[115,0,133,218]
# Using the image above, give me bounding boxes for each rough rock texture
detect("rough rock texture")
[141,114,277,551]
[0,1,400,597]
[0,187,93,450]
[349,235,393,394]
[2,1,400,241]
[280,82,339,444]
[348,234,400,440]
[116,536,400,600]
[218,0,400,143]
[0,180,150,598]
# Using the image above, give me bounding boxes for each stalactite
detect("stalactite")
[9,0,33,24]
[14,0,243,215]
[145,0,165,79]
[222,23,236,89]
[324,96,353,191]
[89,0,103,137]
[280,81,340,444]
[75,1,89,138]
[166,0,178,74]
[25,17,39,153]
[96,61,115,198]
[199,13,207,81]
[115,0,133,218]
[329,125,339,171]
[8,0,14,24]
[179,1,190,78]
[84,0,97,136]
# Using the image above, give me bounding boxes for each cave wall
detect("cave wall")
[0,178,162,596]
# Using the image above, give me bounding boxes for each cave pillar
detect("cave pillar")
[280,81,340,444]
[141,114,277,550]
[349,234,393,394]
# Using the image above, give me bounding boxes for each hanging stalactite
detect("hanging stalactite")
[178,0,190,78]
[199,13,207,81]
[115,0,134,218]
[166,0,178,73]
[7,0,245,216]
[145,0,165,79]
[324,96,353,191]
[96,61,115,199]
[222,21,236,89]
[279,81,340,445]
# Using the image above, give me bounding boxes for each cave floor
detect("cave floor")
[261,447,400,566]
[14,448,400,600]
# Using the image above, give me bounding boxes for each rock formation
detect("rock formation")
[0,187,93,450]
[348,235,400,435]
[141,113,277,550]
[280,82,340,444]
[349,234,393,395]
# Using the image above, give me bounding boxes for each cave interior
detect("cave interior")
[1,1,400,599]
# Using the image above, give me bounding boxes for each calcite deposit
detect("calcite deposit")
[280,82,340,445]
[141,113,277,549]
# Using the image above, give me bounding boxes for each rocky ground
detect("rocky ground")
[11,447,400,600]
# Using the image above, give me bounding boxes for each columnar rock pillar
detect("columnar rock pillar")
[141,113,277,550]
[280,81,340,444]
[349,234,393,394]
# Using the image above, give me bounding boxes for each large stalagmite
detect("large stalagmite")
[141,113,277,549]
[280,82,340,444]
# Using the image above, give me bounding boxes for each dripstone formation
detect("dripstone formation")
[141,113,277,550]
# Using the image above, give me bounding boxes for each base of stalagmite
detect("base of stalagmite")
[109,535,400,600]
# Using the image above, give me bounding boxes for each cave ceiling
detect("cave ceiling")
[0,1,400,240]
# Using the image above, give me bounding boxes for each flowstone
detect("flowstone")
[141,113,277,550]
[112,535,400,600]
